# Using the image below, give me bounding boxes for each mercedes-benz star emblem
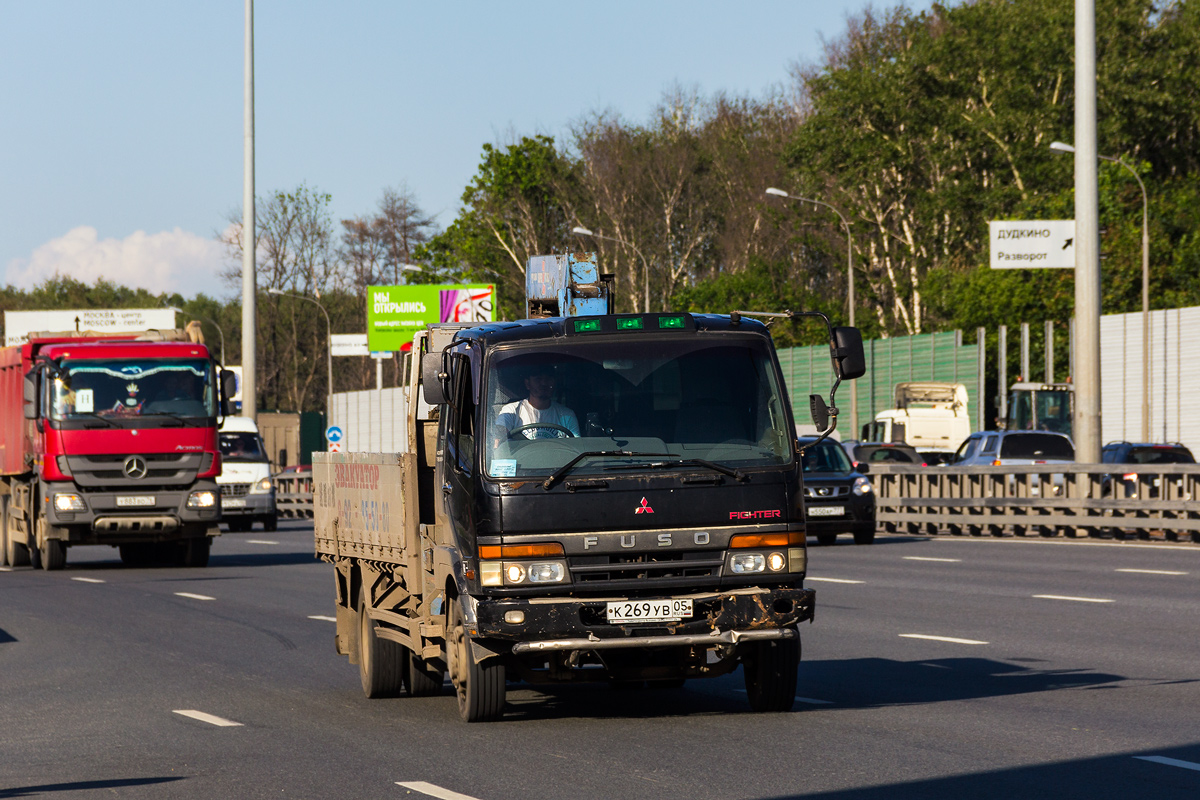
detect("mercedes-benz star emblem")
[123,455,148,480]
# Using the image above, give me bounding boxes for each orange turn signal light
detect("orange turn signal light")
[730,531,803,548]
[478,543,565,560]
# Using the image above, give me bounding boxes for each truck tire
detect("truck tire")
[407,650,445,698]
[357,586,407,698]
[816,533,837,546]
[36,515,67,571]
[447,596,505,722]
[743,635,800,713]
[6,499,30,567]
[853,527,876,545]
[262,515,278,532]
[178,536,211,568]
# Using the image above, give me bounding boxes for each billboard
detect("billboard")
[367,285,495,351]
[4,308,177,346]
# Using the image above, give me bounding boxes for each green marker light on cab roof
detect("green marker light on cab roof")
[616,317,644,330]
[657,315,687,329]
[573,318,602,333]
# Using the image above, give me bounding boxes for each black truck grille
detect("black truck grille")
[568,551,724,585]
[222,483,251,497]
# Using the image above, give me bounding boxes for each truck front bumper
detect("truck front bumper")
[42,480,221,539]
[473,585,815,653]
[219,491,276,518]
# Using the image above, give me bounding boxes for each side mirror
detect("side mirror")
[23,370,38,420]
[278,449,288,467]
[219,369,238,417]
[831,326,866,380]
[856,461,870,474]
[421,352,448,406]
[809,394,831,433]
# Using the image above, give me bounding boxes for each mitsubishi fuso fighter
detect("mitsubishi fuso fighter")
[1,328,235,569]
[313,253,865,721]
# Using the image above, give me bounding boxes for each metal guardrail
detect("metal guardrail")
[870,463,1200,542]
[274,469,314,519]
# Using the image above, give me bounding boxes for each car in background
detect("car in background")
[919,450,957,467]
[218,416,278,532]
[842,440,925,469]
[1101,441,1195,498]
[800,436,876,545]
[951,430,1074,466]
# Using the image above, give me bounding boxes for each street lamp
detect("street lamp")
[268,287,333,415]
[167,306,226,365]
[765,187,858,435]
[572,226,651,312]
[1050,141,1150,441]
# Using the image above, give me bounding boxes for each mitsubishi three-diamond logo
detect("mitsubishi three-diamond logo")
[635,497,654,514]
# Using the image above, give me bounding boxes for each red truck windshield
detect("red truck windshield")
[483,337,793,479]
[50,358,216,423]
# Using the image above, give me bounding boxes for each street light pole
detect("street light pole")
[1051,141,1150,441]
[241,0,257,422]
[765,188,858,435]
[268,288,332,418]
[572,226,650,312]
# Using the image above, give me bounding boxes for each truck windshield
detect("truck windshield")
[483,337,793,479]
[220,432,268,462]
[50,359,216,422]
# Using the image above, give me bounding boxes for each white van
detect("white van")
[217,416,277,532]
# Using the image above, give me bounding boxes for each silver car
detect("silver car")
[951,431,1074,495]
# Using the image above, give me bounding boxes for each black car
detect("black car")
[1101,441,1195,498]
[800,437,876,545]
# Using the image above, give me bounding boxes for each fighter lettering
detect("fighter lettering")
[729,510,783,520]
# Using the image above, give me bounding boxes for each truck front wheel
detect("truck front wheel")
[447,596,505,722]
[357,586,407,698]
[743,635,800,712]
[5,498,30,568]
[37,515,67,571]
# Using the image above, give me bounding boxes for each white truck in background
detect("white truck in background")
[861,382,971,454]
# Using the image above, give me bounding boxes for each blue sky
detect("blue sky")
[1,1,924,298]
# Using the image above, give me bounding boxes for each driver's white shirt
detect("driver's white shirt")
[496,399,580,438]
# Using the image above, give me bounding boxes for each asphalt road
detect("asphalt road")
[3,523,1199,799]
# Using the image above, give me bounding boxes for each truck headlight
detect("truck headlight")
[730,553,765,574]
[527,562,565,583]
[480,562,504,587]
[505,564,526,584]
[250,477,273,494]
[788,547,807,573]
[187,490,218,509]
[767,552,786,572]
[54,493,87,512]
[853,477,873,495]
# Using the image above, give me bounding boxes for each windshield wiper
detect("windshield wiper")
[541,450,674,490]
[604,457,748,482]
[69,412,120,429]
[141,411,203,427]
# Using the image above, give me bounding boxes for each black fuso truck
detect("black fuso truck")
[313,252,865,721]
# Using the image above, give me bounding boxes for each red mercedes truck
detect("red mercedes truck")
[1,329,234,569]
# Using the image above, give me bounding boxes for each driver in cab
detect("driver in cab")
[494,364,580,441]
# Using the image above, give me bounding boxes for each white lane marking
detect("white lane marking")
[172,709,243,727]
[1116,568,1188,576]
[71,577,106,584]
[245,539,279,545]
[1134,755,1200,773]
[175,592,216,601]
[934,537,1200,552]
[903,556,962,562]
[1032,594,1114,603]
[308,615,337,622]
[900,634,989,645]
[396,782,484,800]
[807,577,864,584]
